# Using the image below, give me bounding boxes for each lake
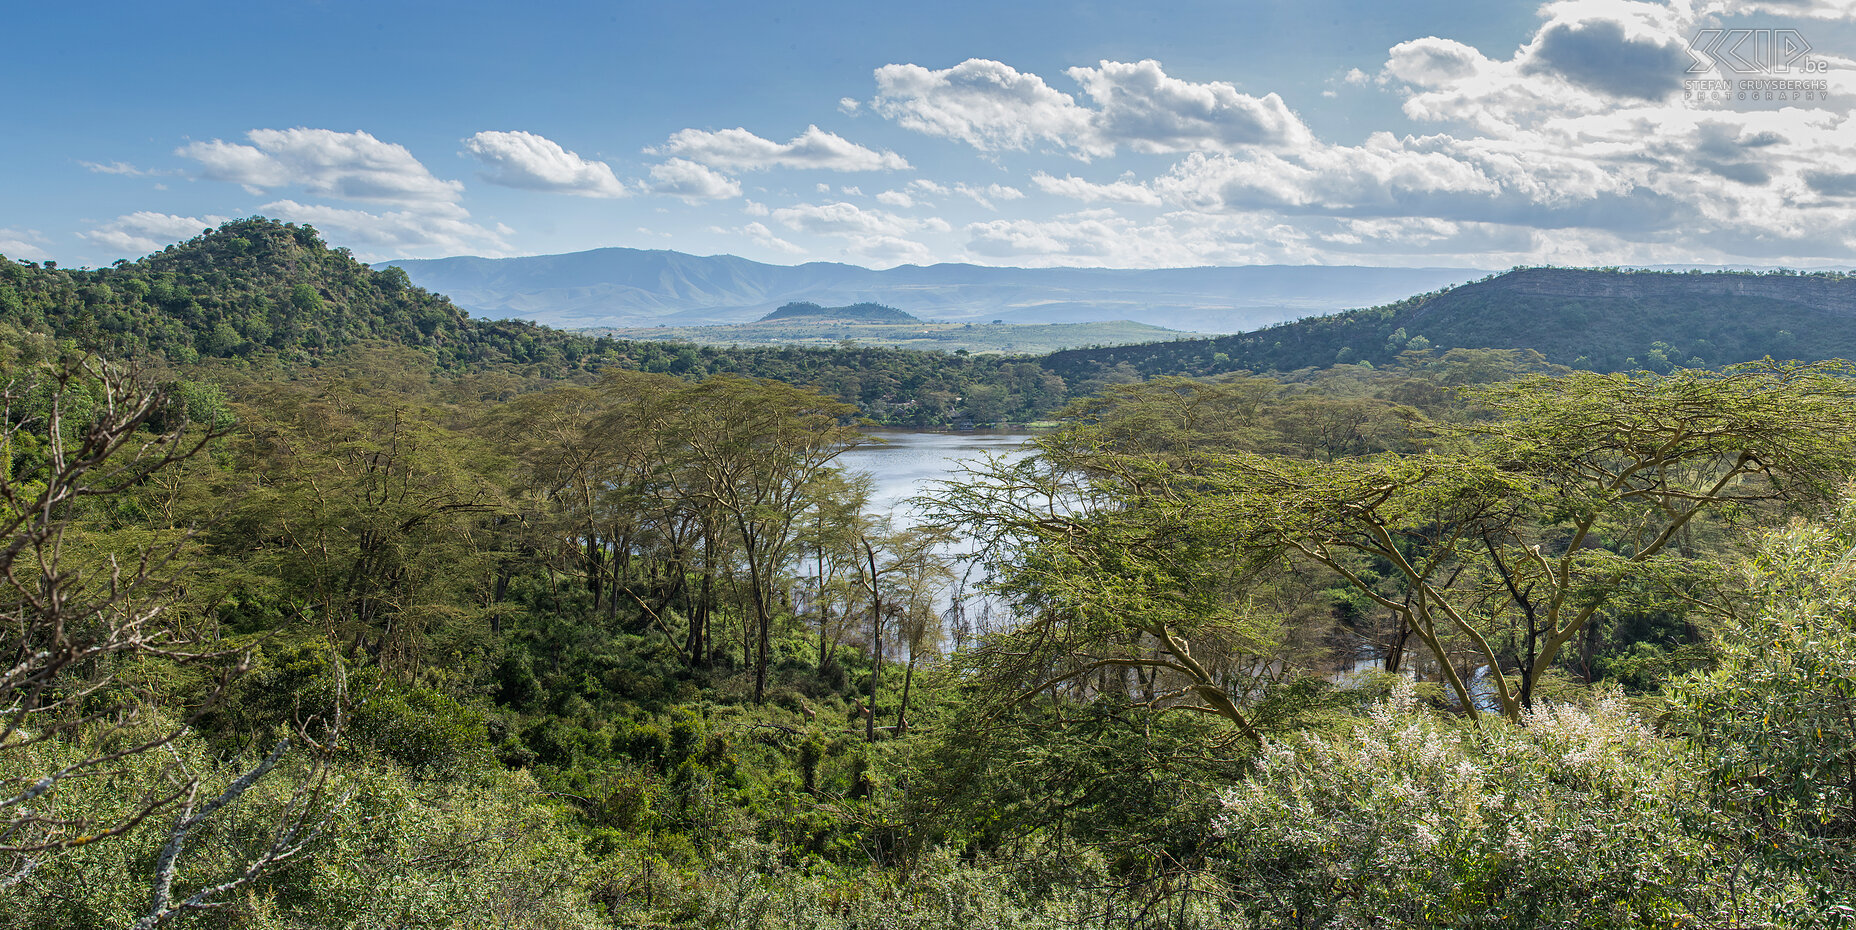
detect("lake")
[836,429,1037,526]
[836,429,1038,637]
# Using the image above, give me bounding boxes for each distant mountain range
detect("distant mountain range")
[376,248,1487,332]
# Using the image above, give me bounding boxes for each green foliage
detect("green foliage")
[0,719,604,930]
[1672,497,1856,917]
[15,223,1856,927]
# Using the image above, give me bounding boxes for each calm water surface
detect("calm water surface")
[836,430,1037,632]
[836,429,1036,525]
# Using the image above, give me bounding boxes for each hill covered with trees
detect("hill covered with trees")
[1044,266,1856,383]
[759,301,922,323]
[0,219,1074,426]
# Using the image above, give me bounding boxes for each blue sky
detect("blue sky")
[5,0,1856,270]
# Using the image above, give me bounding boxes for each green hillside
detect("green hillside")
[1041,267,1856,382]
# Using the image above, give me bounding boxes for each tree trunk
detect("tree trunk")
[865,538,881,743]
[896,646,916,736]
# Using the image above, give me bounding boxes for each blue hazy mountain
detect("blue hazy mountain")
[377,248,1486,333]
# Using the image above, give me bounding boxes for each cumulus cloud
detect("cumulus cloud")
[79,212,225,257]
[771,201,933,238]
[462,130,630,197]
[1067,59,1313,151]
[956,183,1024,209]
[743,221,806,254]
[873,58,1312,158]
[653,125,909,172]
[1523,16,1689,101]
[258,200,510,260]
[179,128,462,204]
[999,0,1856,266]
[874,59,1097,154]
[1383,37,1488,89]
[647,159,742,201]
[0,228,51,261]
[892,178,1024,208]
[848,234,935,266]
[1032,172,1163,205]
[962,209,1320,267]
[1711,0,1856,17]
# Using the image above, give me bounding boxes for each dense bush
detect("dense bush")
[1214,684,1721,927]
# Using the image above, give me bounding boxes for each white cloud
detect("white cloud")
[743,221,806,255]
[743,199,770,216]
[0,228,51,261]
[257,200,510,260]
[462,130,630,197]
[647,159,742,201]
[1067,59,1314,152]
[80,160,171,177]
[888,178,1023,209]
[838,97,862,115]
[962,2,1856,267]
[180,128,463,205]
[772,201,922,238]
[78,212,224,257]
[962,209,1320,267]
[1032,172,1164,205]
[874,59,1100,154]
[954,182,1025,209]
[873,58,1313,158]
[653,124,909,172]
[848,234,934,266]
[1706,0,1856,17]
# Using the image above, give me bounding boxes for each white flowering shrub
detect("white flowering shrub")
[1211,681,1722,928]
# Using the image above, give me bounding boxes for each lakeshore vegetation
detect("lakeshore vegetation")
[4,219,1856,927]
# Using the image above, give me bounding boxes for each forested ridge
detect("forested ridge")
[5,221,1856,927]
[0,219,1071,427]
[1044,265,1856,381]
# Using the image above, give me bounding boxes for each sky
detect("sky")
[5,0,1856,271]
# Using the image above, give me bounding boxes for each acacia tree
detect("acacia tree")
[928,439,1306,744]
[0,357,341,919]
[228,381,505,674]
[848,521,955,740]
[795,468,872,676]
[0,358,218,872]
[658,376,863,702]
[1211,362,1856,722]
[936,362,1856,735]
